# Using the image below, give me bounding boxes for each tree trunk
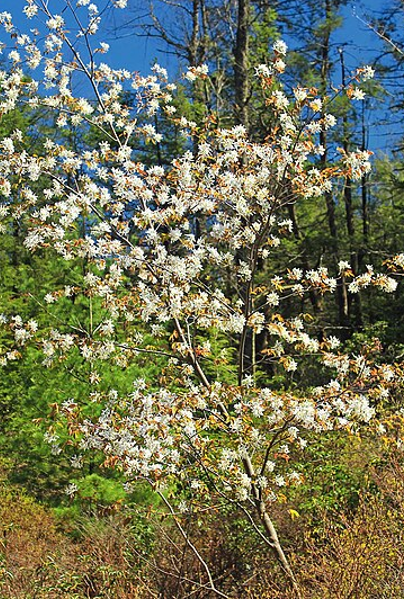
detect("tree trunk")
[234,0,250,129]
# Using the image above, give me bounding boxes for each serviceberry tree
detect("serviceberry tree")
[0,1,401,595]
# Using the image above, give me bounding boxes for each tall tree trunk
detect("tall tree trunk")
[189,0,200,66]
[319,0,349,335]
[234,0,250,128]
[339,47,363,328]
[361,102,370,246]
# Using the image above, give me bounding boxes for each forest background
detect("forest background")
[1,0,404,597]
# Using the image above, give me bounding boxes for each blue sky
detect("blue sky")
[0,0,382,74]
[0,0,398,151]
[0,0,169,74]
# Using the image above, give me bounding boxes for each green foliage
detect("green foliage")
[73,474,127,508]
[293,433,372,516]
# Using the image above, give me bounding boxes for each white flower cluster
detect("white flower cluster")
[0,2,400,521]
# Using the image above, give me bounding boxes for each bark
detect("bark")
[243,455,303,598]
[361,102,369,245]
[320,0,350,335]
[189,0,200,65]
[339,47,363,328]
[234,0,250,128]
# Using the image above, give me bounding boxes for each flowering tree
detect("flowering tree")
[0,1,402,595]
